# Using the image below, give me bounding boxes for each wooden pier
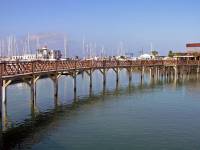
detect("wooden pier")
[0,59,200,130]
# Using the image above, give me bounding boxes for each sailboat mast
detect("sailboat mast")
[36,36,40,49]
[7,36,10,57]
[64,36,67,58]
[82,38,85,58]
[0,39,2,58]
[14,36,17,56]
[89,42,92,58]
[120,41,124,56]
[101,45,104,58]
[150,43,153,53]
[27,32,30,54]
[86,43,89,58]
[1,39,3,56]
[94,42,96,57]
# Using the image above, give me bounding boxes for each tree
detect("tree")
[168,50,174,57]
[151,50,158,56]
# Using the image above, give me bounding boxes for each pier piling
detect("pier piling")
[0,79,2,117]
[73,75,77,93]
[127,68,132,83]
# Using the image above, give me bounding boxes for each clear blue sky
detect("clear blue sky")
[0,0,200,55]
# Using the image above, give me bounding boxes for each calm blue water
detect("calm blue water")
[2,70,200,150]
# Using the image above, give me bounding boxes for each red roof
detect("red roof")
[186,43,200,47]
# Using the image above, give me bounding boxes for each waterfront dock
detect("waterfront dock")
[0,59,199,118]
[0,59,200,149]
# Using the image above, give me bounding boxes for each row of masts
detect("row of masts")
[0,34,153,59]
[0,35,127,59]
[81,38,126,59]
[0,34,31,57]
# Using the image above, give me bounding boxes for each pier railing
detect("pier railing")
[0,60,199,77]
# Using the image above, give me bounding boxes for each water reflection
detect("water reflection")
[2,102,8,132]
[1,72,200,149]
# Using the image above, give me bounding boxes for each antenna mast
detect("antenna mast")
[27,33,30,54]
[101,45,104,58]
[82,38,85,58]
[64,36,67,58]
[150,43,153,53]
[89,42,92,58]
[36,36,40,49]
[0,39,1,57]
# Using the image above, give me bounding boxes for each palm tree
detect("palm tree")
[168,50,174,57]
[151,50,158,56]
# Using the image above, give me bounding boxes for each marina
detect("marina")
[0,42,200,149]
[1,0,200,149]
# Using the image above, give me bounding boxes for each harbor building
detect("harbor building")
[186,43,200,52]
[36,46,62,60]
[11,54,37,61]
[0,46,62,61]
[171,43,200,61]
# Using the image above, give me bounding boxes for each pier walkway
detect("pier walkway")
[0,59,199,119]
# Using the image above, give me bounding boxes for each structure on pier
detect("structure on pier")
[186,43,200,52]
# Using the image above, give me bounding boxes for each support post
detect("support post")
[2,80,11,105]
[89,71,92,90]
[0,79,2,117]
[161,68,164,79]
[115,79,119,95]
[0,81,9,133]
[155,67,158,79]
[198,61,200,78]
[89,70,92,97]
[99,69,107,93]
[174,66,178,81]
[30,79,37,115]
[50,74,61,106]
[101,69,106,88]
[152,67,155,79]
[22,77,39,116]
[85,69,93,96]
[50,75,58,101]
[30,76,39,106]
[0,78,2,150]
[103,71,106,87]
[86,69,92,90]
[149,68,152,79]
[74,75,77,93]
[2,102,8,132]
[2,82,6,106]
[73,73,77,101]
[116,69,119,83]
[127,68,132,83]
[113,68,119,84]
[103,76,106,95]
[141,66,144,82]
[157,68,160,79]
[54,77,58,106]
[165,67,169,79]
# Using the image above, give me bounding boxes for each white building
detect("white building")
[37,46,62,60]
[138,54,155,60]
[11,54,37,61]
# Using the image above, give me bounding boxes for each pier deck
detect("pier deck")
[0,59,199,128]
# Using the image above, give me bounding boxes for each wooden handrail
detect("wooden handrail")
[0,60,199,77]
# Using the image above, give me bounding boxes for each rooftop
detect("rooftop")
[186,43,200,47]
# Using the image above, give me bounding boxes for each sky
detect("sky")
[0,0,200,56]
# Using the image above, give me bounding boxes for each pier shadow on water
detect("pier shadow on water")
[1,72,200,150]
